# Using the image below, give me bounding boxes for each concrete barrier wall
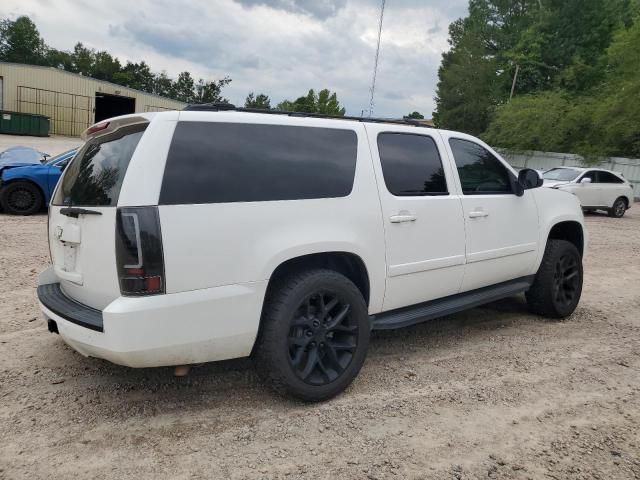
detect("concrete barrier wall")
[499,150,640,200]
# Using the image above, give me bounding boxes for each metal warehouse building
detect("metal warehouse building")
[0,62,185,137]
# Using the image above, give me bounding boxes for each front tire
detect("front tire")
[0,181,43,215]
[608,197,627,218]
[526,240,583,319]
[253,269,370,402]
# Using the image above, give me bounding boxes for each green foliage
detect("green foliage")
[277,89,346,116]
[405,111,424,119]
[0,16,47,65]
[0,15,231,104]
[194,77,231,104]
[245,92,272,110]
[436,0,640,159]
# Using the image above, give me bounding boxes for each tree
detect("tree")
[71,42,94,75]
[112,61,154,92]
[434,0,640,158]
[277,89,345,116]
[316,89,346,116]
[405,111,424,119]
[433,27,500,135]
[92,51,121,82]
[193,77,231,104]
[0,16,47,64]
[46,48,74,70]
[0,15,233,105]
[152,71,173,98]
[245,92,272,109]
[171,71,196,103]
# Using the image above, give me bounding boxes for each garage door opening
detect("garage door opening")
[94,93,135,123]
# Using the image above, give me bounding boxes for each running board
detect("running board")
[370,276,535,330]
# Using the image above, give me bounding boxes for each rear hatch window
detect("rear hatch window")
[53,124,147,206]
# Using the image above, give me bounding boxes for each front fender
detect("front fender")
[532,187,587,271]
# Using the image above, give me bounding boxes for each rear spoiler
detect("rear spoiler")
[81,115,150,141]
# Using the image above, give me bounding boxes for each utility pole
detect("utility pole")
[509,64,520,102]
[368,0,386,117]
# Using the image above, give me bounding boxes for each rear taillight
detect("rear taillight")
[115,207,165,296]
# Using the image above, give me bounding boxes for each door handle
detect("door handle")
[390,214,417,223]
[468,210,489,218]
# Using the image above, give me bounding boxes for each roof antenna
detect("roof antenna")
[368,0,386,117]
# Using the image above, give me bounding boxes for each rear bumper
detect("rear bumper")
[37,269,268,368]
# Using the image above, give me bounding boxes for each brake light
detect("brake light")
[115,207,165,296]
[85,122,110,137]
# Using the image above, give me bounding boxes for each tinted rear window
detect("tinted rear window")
[377,133,448,196]
[53,124,147,206]
[159,122,358,205]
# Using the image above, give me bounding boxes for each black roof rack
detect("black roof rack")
[182,102,433,128]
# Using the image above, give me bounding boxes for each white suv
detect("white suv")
[542,167,634,218]
[38,107,586,401]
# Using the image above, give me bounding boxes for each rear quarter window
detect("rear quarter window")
[53,124,147,206]
[159,122,358,205]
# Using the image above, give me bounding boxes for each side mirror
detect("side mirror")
[580,177,592,184]
[518,168,543,191]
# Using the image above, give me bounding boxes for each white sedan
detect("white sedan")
[542,167,634,218]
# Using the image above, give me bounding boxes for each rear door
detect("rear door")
[366,124,466,311]
[595,170,627,207]
[48,122,148,309]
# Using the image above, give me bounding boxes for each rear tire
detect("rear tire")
[253,269,370,402]
[526,240,583,319]
[0,181,43,215]
[608,197,627,218]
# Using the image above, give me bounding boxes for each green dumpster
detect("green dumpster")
[0,111,50,137]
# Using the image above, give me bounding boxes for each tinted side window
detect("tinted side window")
[580,171,597,182]
[160,122,358,204]
[377,133,448,196]
[53,124,146,206]
[449,139,513,195]
[597,171,624,183]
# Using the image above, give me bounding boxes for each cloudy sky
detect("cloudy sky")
[2,0,469,117]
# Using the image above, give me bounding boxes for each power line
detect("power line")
[368,0,386,117]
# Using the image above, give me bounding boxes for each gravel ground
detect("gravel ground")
[1,208,639,480]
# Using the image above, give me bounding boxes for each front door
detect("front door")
[366,125,466,311]
[442,135,539,292]
[574,171,602,207]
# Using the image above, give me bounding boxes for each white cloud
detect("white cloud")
[0,0,468,117]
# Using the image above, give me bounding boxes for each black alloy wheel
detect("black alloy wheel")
[552,253,580,308]
[253,269,370,401]
[610,198,627,218]
[287,291,358,386]
[526,239,583,318]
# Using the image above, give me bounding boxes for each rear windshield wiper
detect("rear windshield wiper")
[60,207,103,218]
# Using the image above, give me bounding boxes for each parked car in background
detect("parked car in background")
[0,146,49,168]
[38,109,585,401]
[0,148,78,215]
[542,167,634,218]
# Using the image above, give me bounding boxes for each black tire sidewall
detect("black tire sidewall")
[255,270,370,402]
[551,244,583,317]
[527,239,583,318]
[0,182,43,215]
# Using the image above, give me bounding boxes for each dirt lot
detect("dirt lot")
[1,209,639,480]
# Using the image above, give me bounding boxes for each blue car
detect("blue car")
[0,148,78,215]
